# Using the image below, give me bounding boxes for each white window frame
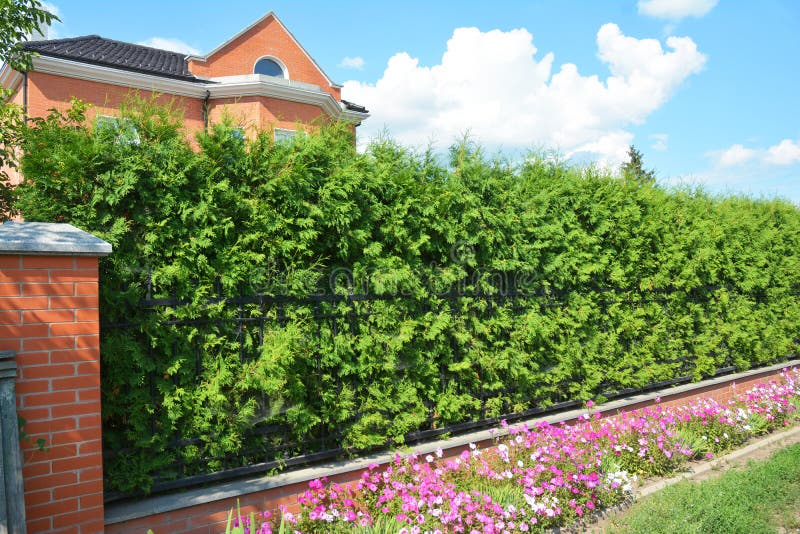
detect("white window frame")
[253,55,289,80]
[96,115,141,146]
[274,128,299,143]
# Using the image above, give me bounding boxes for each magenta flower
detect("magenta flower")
[231,367,800,533]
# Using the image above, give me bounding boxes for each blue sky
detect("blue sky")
[42,1,800,203]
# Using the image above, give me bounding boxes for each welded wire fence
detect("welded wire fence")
[101,280,799,499]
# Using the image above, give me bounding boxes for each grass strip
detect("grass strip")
[609,441,800,534]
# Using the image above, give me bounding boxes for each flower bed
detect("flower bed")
[231,368,800,533]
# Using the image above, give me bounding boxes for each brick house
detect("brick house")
[0,11,369,182]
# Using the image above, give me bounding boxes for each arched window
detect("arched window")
[254,57,285,78]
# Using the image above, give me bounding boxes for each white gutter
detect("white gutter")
[32,55,204,97]
[29,56,369,123]
[207,75,369,121]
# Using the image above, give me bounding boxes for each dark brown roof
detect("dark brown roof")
[22,35,203,82]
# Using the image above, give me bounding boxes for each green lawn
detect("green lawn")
[608,441,800,534]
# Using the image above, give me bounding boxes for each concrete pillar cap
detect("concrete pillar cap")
[0,221,111,256]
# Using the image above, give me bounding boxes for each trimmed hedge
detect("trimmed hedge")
[16,98,800,493]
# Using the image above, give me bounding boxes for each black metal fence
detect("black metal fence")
[101,281,799,500]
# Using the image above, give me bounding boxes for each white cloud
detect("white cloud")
[710,139,800,168]
[650,133,669,151]
[339,56,365,70]
[34,2,61,39]
[766,139,800,165]
[638,0,718,20]
[716,144,757,166]
[572,131,634,168]
[344,24,705,165]
[41,2,61,20]
[137,37,200,56]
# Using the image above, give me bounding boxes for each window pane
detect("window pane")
[254,58,284,78]
[96,116,140,146]
[274,128,297,142]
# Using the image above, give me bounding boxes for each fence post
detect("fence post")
[0,221,111,534]
[0,350,25,533]
[0,411,5,534]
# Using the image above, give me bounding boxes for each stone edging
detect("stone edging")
[104,359,800,525]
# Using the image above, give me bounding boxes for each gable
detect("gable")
[187,12,341,100]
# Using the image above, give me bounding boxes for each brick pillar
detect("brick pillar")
[0,222,111,534]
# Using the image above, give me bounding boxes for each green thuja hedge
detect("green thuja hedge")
[16,98,800,493]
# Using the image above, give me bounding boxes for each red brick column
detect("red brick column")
[0,222,110,534]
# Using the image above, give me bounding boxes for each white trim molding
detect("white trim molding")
[273,127,298,142]
[28,55,369,124]
[31,55,205,97]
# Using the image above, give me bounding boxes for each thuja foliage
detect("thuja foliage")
[0,0,60,219]
[17,98,800,493]
[0,89,24,219]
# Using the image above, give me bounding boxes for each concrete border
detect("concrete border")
[105,359,800,524]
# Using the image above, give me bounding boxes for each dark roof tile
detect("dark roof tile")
[22,35,204,82]
[341,99,368,114]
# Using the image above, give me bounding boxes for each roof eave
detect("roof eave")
[207,78,363,121]
[28,55,369,124]
[31,55,209,97]
[340,108,370,124]
[31,50,201,83]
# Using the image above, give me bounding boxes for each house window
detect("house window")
[254,57,286,78]
[274,128,298,143]
[231,127,245,141]
[96,115,140,146]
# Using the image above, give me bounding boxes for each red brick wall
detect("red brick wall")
[0,254,104,534]
[25,71,339,142]
[106,363,795,534]
[2,78,26,189]
[26,71,206,133]
[607,369,789,415]
[208,95,331,133]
